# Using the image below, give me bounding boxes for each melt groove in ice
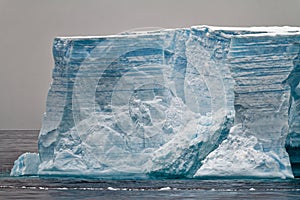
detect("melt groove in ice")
[11,26,300,179]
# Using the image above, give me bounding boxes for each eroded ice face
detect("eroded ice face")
[65,30,232,177]
[11,26,300,179]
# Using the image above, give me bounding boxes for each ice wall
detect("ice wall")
[195,28,300,178]
[11,26,300,178]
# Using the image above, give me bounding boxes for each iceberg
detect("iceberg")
[11,26,300,179]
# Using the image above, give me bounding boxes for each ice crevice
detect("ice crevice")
[11,26,300,179]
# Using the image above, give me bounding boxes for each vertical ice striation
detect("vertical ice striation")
[195,29,300,178]
[11,26,300,178]
[149,27,235,178]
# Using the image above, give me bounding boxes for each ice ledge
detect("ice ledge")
[10,153,40,176]
[194,124,294,179]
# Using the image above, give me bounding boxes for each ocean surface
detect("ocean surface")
[1,130,300,200]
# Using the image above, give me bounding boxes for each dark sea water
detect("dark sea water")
[1,130,300,200]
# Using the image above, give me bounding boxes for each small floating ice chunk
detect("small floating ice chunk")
[159,187,171,191]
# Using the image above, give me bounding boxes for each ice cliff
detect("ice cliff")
[11,26,300,179]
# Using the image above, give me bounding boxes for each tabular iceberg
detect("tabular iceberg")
[11,26,300,179]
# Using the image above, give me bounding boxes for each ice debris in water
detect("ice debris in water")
[11,26,300,179]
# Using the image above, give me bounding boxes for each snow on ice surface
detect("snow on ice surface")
[11,26,300,179]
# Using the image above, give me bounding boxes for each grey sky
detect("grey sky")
[0,0,300,130]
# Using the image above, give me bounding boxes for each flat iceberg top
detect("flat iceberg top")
[11,25,300,179]
[56,32,165,39]
[194,25,300,32]
[56,26,300,40]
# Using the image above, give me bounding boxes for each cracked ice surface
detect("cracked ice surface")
[11,26,300,178]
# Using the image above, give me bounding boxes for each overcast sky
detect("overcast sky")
[1,0,300,130]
